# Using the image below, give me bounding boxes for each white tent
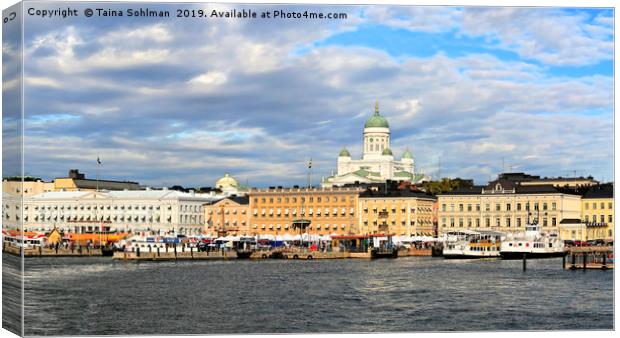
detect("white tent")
[274,235,284,241]
[281,234,294,241]
[293,234,302,241]
[320,235,332,241]
[259,234,275,241]
[215,237,227,241]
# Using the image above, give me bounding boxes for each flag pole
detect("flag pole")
[97,157,102,249]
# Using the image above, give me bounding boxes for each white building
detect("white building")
[2,189,224,235]
[322,101,430,187]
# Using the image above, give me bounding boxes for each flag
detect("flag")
[97,157,102,165]
[308,158,312,169]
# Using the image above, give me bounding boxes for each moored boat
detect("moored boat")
[500,223,564,259]
[442,230,502,259]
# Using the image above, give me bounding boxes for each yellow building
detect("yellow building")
[248,186,363,236]
[358,189,436,236]
[53,169,141,191]
[560,184,613,242]
[2,177,54,196]
[437,178,582,237]
[204,196,250,236]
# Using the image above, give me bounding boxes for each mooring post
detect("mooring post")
[571,253,576,270]
[522,253,527,271]
[157,246,160,257]
[583,252,588,271]
[602,252,607,270]
[562,253,566,269]
[136,247,140,258]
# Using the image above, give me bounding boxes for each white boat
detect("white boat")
[442,230,502,259]
[500,223,564,259]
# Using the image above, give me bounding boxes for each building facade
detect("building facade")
[560,184,614,241]
[322,101,429,187]
[358,189,436,236]
[2,189,221,235]
[248,186,364,236]
[437,179,582,238]
[204,196,250,237]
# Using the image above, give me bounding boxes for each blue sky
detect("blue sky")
[3,2,614,187]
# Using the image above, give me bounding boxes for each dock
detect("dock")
[3,244,102,257]
[563,246,614,270]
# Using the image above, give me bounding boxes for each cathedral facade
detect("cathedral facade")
[321,102,430,187]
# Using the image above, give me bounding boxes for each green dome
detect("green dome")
[339,148,351,157]
[364,101,389,128]
[382,148,393,156]
[402,148,413,159]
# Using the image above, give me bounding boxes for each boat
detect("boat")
[371,247,398,259]
[442,230,502,259]
[500,223,565,259]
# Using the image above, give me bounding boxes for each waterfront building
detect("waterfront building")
[248,186,364,236]
[559,183,614,241]
[204,196,250,237]
[321,101,430,187]
[437,177,582,238]
[2,189,222,235]
[358,186,436,236]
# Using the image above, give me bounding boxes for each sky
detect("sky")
[2,2,614,188]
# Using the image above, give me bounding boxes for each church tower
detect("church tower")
[362,101,390,160]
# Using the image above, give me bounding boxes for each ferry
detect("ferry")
[500,223,564,259]
[442,230,502,259]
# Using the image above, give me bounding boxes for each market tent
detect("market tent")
[281,234,294,241]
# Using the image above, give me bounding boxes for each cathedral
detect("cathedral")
[321,102,430,187]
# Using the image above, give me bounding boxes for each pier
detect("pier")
[564,246,614,270]
[3,243,102,257]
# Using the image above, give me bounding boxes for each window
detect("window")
[543,218,547,227]
[459,204,464,212]
[552,202,556,211]
[516,203,521,211]
[476,204,480,211]
[495,204,501,211]
[608,202,612,209]
[593,203,597,210]
[534,203,539,211]
[495,218,500,227]
[552,218,556,227]
[450,204,454,211]
[467,204,472,212]
[506,218,511,227]
[517,218,521,227]
[506,203,511,211]
[450,218,455,227]
[467,219,472,227]
[485,204,490,211]
[609,215,613,223]
[542,203,547,211]
[459,218,463,227]
[585,215,589,222]
[600,202,605,209]
[593,215,597,222]
[485,218,490,227]
[476,218,480,227]
[585,203,589,210]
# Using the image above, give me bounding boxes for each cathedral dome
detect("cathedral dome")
[364,101,389,128]
[402,148,413,159]
[339,148,351,157]
[215,173,239,189]
[382,148,393,156]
